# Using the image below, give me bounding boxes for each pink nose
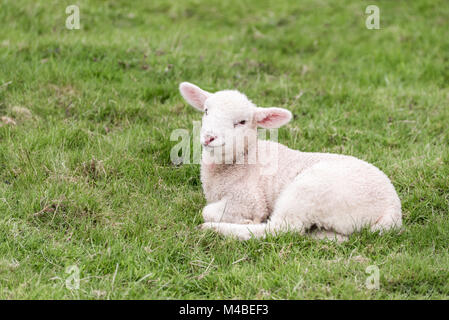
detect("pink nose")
[204,135,216,146]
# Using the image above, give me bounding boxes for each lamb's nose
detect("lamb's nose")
[204,135,216,146]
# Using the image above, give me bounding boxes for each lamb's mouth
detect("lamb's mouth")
[202,143,225,149]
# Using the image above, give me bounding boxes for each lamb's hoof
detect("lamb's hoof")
[197,222,213,230]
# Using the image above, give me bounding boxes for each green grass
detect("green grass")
[0,0,448,299]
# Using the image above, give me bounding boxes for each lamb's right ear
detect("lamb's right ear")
[179,82,211,112]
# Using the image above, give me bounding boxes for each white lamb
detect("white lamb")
[179,82,402,241]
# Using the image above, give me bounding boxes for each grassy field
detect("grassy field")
[0,0,448,299]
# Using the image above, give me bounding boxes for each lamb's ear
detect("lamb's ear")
[179,82,211,112]
[255,107,292,128]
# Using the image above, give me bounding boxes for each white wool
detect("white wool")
[179,82,402,241]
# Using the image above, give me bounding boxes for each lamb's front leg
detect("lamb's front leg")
[202,200,227,222]
[199,221,291,240]
[202,199,253,224]
[200,222,268,240]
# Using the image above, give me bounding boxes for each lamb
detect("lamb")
[179,82,402,241]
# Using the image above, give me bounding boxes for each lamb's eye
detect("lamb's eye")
[234,120,246,127]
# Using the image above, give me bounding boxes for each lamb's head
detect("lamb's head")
[179,82,292,164]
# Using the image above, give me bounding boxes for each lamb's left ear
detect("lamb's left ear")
[179,82,211,112]
[255,107,292,128]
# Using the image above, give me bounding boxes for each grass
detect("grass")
[0,0,448,299]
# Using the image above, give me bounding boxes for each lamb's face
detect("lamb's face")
[179,82,292,164]
[200,91,258,162]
